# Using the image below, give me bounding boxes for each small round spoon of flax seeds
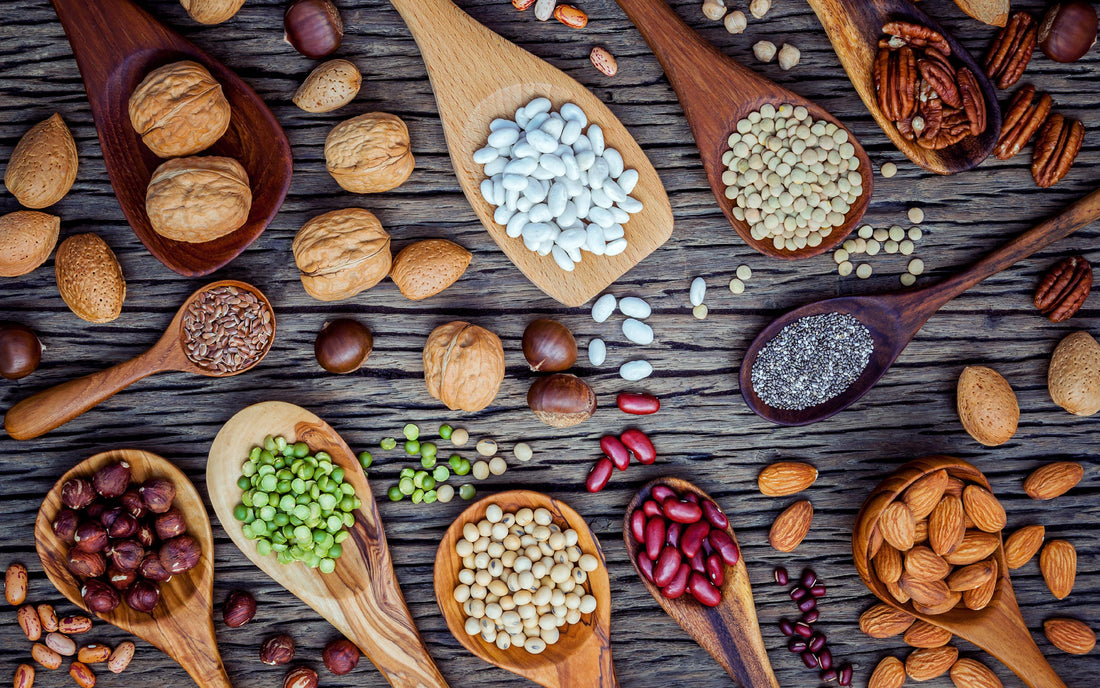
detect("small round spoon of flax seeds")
[5,280,275,441]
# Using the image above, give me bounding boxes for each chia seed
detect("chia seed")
[750,312,873,410]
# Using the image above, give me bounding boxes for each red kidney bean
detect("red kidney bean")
[585,457,614,493]
[820,669,837,683]
[793,621,812,638]
[651,485,676,503]
[616,392,660,415]
[621,429,656,464]
[630,510,646,542]
[682,492,699,504]
[666,521,682,549]
[790,587,807,601]
[708,530,740,566]
[679,521,710,558]
[706,553,725,587]
[642,499,663,518]
[637,553,655,582]
[801,609,819,624]
[802,652,818,669]
[644,518,665,561]
[600,436,631,470]
[702,538,713,557]
[701,500,729,529]
[688,573,721,607]
[661,563,690,599]
[653,546,682,587]
[778,619,794,637]
[800,568,817,588]
[774,567,789,585]
[808,632,826,653]
[688,547,706,574]
[663,499,702,524]
[818,648,833,671]
[798,597,816,613]
[788,638,807,653]
[810,584,827,598]
[838,664,853,686]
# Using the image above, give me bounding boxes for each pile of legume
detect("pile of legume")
[233,435,359,574]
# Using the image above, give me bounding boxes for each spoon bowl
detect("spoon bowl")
[35,449,230,688]
[433,490,617,688]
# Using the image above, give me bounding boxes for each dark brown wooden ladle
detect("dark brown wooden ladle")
[740,186,1100,426]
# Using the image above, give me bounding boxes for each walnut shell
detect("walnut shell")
[0,210,60,277]
[55,233,126,323]
[180,0,246,24]
[146,156,251,243]
[423,321,504,412]
[292,208,392,301]
[390,239,471,300]
[128,61,232,158]
[293,59,362,113]
[325,113,414,193]
[4,113,79,209]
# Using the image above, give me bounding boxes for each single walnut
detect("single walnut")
[146,156,252,243]
[129,61,231,157]
[325,113,414,193]
[180,0,246,24]
[292,208,392,301]
[422,321,505,413]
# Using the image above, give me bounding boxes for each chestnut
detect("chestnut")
[108,540,145,572]
[119,489,147,519]
[139,478,175,514]
[0,322,41,380]
[159,534,201,574]
[73,522,109,553]
[92,461,131,499]
[260,634,296,665]
[124,580,161,614]
[106,565,138,591]
[527,373,597,427]
[108,512,138,540]
[155,508,187,540]
[138,552,172,583]
[81,579,120,614]
[222,589,256,628]
[322,638,360,675]
[522,319,577,372]
[61,478,96,510]
[314,318,373,374]
[284,0,343,59]
[52,509,80,542]
[1039,0,1098,62]
[67,549,106,578]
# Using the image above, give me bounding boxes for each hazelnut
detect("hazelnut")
[107,540,145,572]
[522,319,577,372]
[124,580,160,614]
[139,478,175,514]
[284,0,344,59]
[106,566,138,591]
[80,579,120,614]
[61,478,96,510]
[73,522,109,553]
[99,506,123,529]
[52,509,80,542]
[283,666,319,688]
[222,590,256,628]
[159,535,201,574]
[119,489,147,519]
[128,61,231,158]
[85,501,108,522]
[0,323,41,380]
[135,523,156,549]
[1039,1,1098,62]
[260,634,296,665]
[322,638,360,675]
[107,512,138,540]
[527,373,598,427]
[422,322,505,412]
[92,462,130,499]
[325,113,415,193]
[315,319,373,374]
[155,508,187,540]
[67,549,106,578]
[138,553,172,583]
[146,156,252,243]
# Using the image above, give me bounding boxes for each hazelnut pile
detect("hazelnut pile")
[53,461,200,615]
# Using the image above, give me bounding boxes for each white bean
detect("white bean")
[690,277,707,306]
[619,359,652,380]
[551,246,575,272]
[605,238,628,256]
[618,296,650,319]
[622,318,654,345]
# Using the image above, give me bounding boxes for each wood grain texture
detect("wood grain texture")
[0,0,1098,687]
[433,490,617,687]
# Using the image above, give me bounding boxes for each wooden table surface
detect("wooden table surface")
[1,0,1097,686]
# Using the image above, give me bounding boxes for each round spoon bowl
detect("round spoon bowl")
[171,280,277,378]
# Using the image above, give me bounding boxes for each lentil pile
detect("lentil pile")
[182,285,273,373]
[750,313,874,410]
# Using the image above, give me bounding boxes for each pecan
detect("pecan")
[1032,113,1085,187]
[920,109,970,149]
[1035,256,1093,322]
[917,93,944,143]
[995,85,1053,159]
[985,12,1037,89]
[883,21,951,55]
[956,68,986,136]
[897,113,917,141]
[875,46,918,121]
[918,57,962,108]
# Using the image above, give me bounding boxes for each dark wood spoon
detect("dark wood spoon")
[48,0,292,276]
[612,0,874,260]
[740,187,1100,426]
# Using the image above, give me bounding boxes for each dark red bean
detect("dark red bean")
[637,553,655,582]
[585,457,614,493]
[621,429,656,464]
[702,538,713,557]
[774,567,789,585]
[793,622,812,638]
[790,587,808,601]
[661,563,690,599]
[705,553,725,587]
[820,669,837,683]
[811,584,827,598]
[801,609,819,624]
[801,652,818,669]
[689,548,706,574]
[682,492,699,505]
[653,546,682,587]
[808,632,826,653]
[680,521,710,558]
[662,498,702,524]
[701,500,729,529]
[818,648,833,671]
[778,619,795,636]
[666,521,682,549]
[651,485,676,503]
[616,392,660,415]
[788,638,807,653]
[630,510,646,542]
[798,597,817,613]
[642,499,663,518]
[838,664,852,686]
[645,518,665,561]
[688,572,721,607]
[708,530,740,566]
[800,568,817,588]
[600,436,631,470]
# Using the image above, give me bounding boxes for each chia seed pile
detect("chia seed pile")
[750,312,874,411]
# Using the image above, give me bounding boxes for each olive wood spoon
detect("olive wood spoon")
[853,456,1066,688]
[804,0,1001,174]
[36,449,230,688]
[434,490,617,687]
[207,401,448,688]
[740,186,1100,426]
[5,280,274,441]
[386,0,673,306]
[612,0,874,259]
[48,0,292,276]
[623,478,778,688]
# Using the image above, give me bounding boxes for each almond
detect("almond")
[929,495,965,556]
[389,238,472,301]
[757,461,818,496]
[879,501,916,551]
[1040,539,1076,599]
[947,559,996,591]
[961,485,1006,533]
[54,233,126,323]
[1004,524,1045,569]
[963,566,998,610]
[1024,462,1084,500]
[913,591,961,616]
[1043,617,1096,655]
[293,59,362,114]
[768,499,812,552]
[874,542,904,584]
[956,365,1019,446]
[860,603,915,639]
[1048,331,1100,416]
[943,530,1000,566]
[869,656,906,688]
[904,469,949,519]
[0,210,60,277]
[906,645,959,681]
[904,620,953,648]
[944,476,965,499]
[899,575,953,609]
[904,545,951,582]
[949,658,1003,688]
[4,113,79,209]
[914,518,929,544]
[885,579,910,604]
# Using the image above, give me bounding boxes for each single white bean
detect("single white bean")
[622,318,654,345]
[588,338,606,366]
[618,296,650,319]
[619,359,652,381]
[605,238,628,256]
[551,246,575,272]
[591,293,616,322]
[690,277,707,306]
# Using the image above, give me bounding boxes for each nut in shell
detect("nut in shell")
[128,61,231,158]
[422,321,505,413]
[4,113,78,209]
[294,59,362,113]
[0,322,42,380]
[1048,330,1100,416]
[389,238,471,300]
[54,233,126,323]
[146,156,252,243]
[325,113,414,193]
[956,365,1018,446]
[284,0,343,59]
[293,208,392,301]
[0,210,60,277]
[180,0,245,24]
[527,373,596,427]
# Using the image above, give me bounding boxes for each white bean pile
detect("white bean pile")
[453,504,600,655]
[722,103,865,252]
[475,98,644,272]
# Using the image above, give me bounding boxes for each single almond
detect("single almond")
[1004,524,1045,569]
[913,592,961,616]
[904,469,949,520]
[963,560,998,610]
[962,485,1007,533]
[874,542,904,584]
[54,233,126,323]
[929,495,966,556]
[1040,539,1076,599]
[389,238,472,301]
[899,574,953,609]
[879,501,916,551]
[768,500,813,552]
[957,365,1019,446]
[869,656,906,688]
[4,113,79,209]
[904,545,951,582]
[885,579,911,605]
[944,476,965,499]
[906,645,959,681]
[0,210,61,277]
[950,657,1003,688]
[914,518,929,544]
[1024,462,1084,500]
[947,559,997,591]
[942,530,999,566]
[757,461,818,496]
[293,59,362,114]
[860,603,916,639]
[904,620,953,648]
[1048,331,1100,416]
[1043,617,1096,655]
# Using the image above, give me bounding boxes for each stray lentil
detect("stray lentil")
[908,258,925,275]
[888,225,905,242]
[693,304,709,319]
[880,162,897,178]
[736,264,752,281]
[476,439,497,456]
[856,263,872,279]
[857,225,873,239]
[381,437,397,450]
[899,240,914,255]
[514,443,534,462]
[900,273,917,287]
[489,456,508,475]
[907,207,924,224]
[729,278,745,294]
[908,227,922,241]
[459,484,477,500]
[472,461,491,480]
[838,261,853,276]
[451,428,470,447]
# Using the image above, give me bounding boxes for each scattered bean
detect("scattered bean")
[749,0,770,18]
[585,458,614,493]
[616,392,660,415]
[908,258,925,275]
[778,44,800,70]
[476,439,497,456]
[620,429,656,464]
[880,162,897,178]
[729,278,745,294]
[724,9,746,33]
[513,443,533,462]
[488,456,508,475]
[689,277,707,306]
[693,304,709,320]
[622,318,654,345]
[591,293,617,323]
[753,40,777,62]
[618,296,651,319]
[588,338,607,366]
[451,428,470,446]
[619,360,653,381]
[907,207,924,224]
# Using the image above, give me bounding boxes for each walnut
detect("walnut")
[422,322,505,413]
[325,113,414,193]
[145,156,252,243]
[128,61,232,158]
[180,0,246,24]
[292,208,392,301]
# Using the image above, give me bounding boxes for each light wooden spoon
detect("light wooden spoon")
[387,0,673,307]
[433,490,617,687]
[853,456,1066,688]
[207,401,448,688]
[36,449,230,688]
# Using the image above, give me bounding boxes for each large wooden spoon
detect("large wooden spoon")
[5,281,274,441]
[613,0,874,260]
[36,449,230,688]
[433,490,616,687]
[386,0,673,307]
[207,401,448,688]
[48,0,293,276]
[740,186,1100,426]
[805,0,1001,174]
[622,478,778,688]
[853,456,1066,688]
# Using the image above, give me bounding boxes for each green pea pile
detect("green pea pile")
[384,423,477,504]
[233,435,360,574]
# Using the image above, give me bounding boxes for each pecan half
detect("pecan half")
[956,68,986,136]
[995,85,1053,159]
[883,21,951,55]
[920,109,970,149]
[985,12,1037,89]
[1032,113,1085,187]
[917,93,944,143]
[1035,256,1092,322]
[875,46,918,121]
[919,57,962,108]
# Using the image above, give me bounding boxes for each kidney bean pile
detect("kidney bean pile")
[774,567,852,685]
[585,428,656,492]
[628,485,738,607]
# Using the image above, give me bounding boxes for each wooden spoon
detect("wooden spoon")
[740,186,1100,426]
[612,0,874,259]
[433,490,616,687]
[804,0,1001,174]
[207,401,448,688]
[36,449,230,688]
[4,280,274,441]
[853,456,1066,688]
[386,0,673,307]
[622,478,779,688]
[48,0,292,276]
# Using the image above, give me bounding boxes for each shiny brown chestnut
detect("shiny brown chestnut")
[314,318,373,374]
[261,634,296,665]
[124,580,160,614]
[159,534,201,574]
[73,522,109,553]
[284,0,343,59]
[52,509,80,542]
[139,478,175,514]
[0,323,41,380]
[67,549,106,578]
[522,319,577,372]
[1039,0,1099,62]
[322,638,360,675]
[61,478,96,510]
[155,508,187,540]
[92,461,131,498]
[527,373,597,427]
[81,579,120,614]
[108,540,145,571]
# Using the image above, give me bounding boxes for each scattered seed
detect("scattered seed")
[834,249,849,264]
[865,240,880,256]
[753,40,777,62]
[880,162,897,178]
[888,225,905,242]
[729,278,745,294]
[182,285,273,373]
[476,439,497,456]
[900,273,916,287]
[723,9,746,33]
[856,263,872,279]
[693,304,709,319]
[908,227,922,241]
[907,207,924,224]
[778,44,800,70]
[472,461,490,480]
[622,318,654,345]
[899,240,914,255]
[451,428,469,447]
[908,258,925,275]
[838,261,853,276]
[588,338,607,366]
[736,265,752,281]
[513,443,533,462]
[489,456,508,475]
[873,227,888,242]
[591,293,617,323]
[690,277,707,306]
[884,240,899,254]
